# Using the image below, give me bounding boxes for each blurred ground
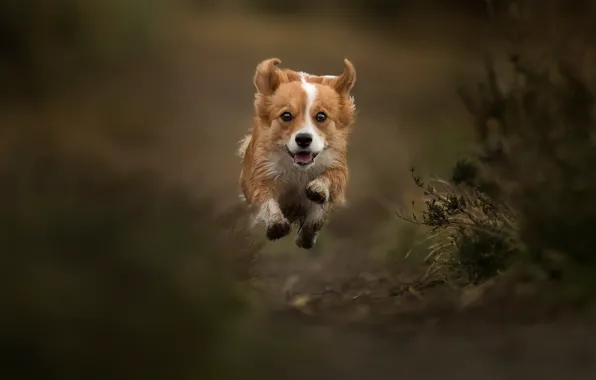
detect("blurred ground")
[261,311,596,380]
[3,2,596,379]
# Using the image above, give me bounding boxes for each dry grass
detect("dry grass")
[398,166,519,283]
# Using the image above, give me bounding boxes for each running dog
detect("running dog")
[237,58,357,249]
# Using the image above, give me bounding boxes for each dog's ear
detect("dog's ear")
[333,59,356,95]
[254,58,282,95]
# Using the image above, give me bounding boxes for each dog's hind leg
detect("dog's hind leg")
[295,203,328,249]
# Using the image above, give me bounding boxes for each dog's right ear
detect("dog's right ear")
[254,58,282,95]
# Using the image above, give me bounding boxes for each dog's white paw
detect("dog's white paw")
[305,178,329,204]
[254,199,290,240]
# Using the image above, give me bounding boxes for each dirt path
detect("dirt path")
[262,309,596,380]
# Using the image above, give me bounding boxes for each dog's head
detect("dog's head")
[253,58,356,169]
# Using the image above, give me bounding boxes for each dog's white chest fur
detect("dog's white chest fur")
[267,151,321,183]
[258,149,332,224]
[268,149,330,191]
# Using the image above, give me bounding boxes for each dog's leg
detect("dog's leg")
[295,203,328,249]
[254,198,291,240]
[305,177,330,205]
[305,167,348,205]
[242,168,291,240]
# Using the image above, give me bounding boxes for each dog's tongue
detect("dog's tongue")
[294,151,313,164]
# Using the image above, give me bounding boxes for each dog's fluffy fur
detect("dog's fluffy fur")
[238,58,357,249]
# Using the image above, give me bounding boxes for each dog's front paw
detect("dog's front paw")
[266,218,291,240]
[306,179,329,204]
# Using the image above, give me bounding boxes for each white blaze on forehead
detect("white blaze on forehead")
[287,73,325,155]
[300,74,317,113]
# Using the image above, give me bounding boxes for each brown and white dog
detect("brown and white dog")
[237,58,357,249]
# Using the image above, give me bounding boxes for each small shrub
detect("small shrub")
[398,167,518,284]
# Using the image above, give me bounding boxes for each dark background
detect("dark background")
[2,1,596,379]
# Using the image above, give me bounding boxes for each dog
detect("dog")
[237,58,357,249]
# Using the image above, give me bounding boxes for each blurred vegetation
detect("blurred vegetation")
[0,1,254,378]
[0,141,255,379]
[225,0,491,18]
[4,0,596,377]
[0,0,174,98]
[402,0,596,291]
[459,55,596,265]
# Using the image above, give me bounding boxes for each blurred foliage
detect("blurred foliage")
[244,0,320,14]
[233,0,490,18]
[0,0,174,98]
[460,53,596,266]
[403,0,596,286]
[0,1,261,377]
[0,141,250,379]
[4,0,596,377]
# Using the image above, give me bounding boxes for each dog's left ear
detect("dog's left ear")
[333,59,356,95]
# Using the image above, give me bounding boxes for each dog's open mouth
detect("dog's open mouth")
[287,148,319,166]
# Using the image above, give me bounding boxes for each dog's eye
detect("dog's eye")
[280,112,293,122]
[315,112,327,123]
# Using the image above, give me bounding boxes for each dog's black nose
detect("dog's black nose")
[295,133,312,148]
